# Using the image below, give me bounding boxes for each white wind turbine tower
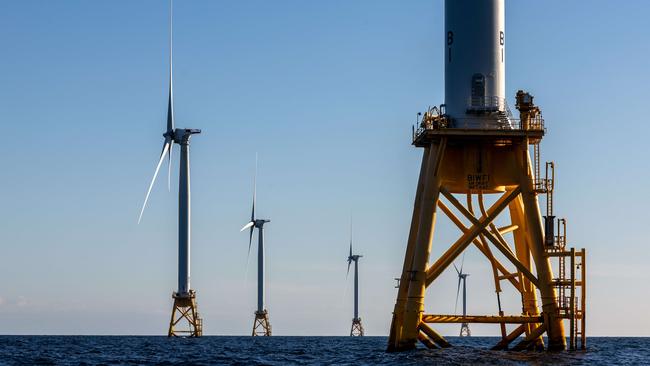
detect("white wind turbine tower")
[138,0,202,337]
[241,158,272,336]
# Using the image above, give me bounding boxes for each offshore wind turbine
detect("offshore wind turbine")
[138,0,202,337]
[454,257,470,337]
[347,227,364,336]
[241,159,272,336]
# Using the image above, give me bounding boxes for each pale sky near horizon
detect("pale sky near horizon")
[1,0,649,336]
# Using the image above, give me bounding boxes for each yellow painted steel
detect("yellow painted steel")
[419,322,451,348]
[388,148,431,349]
[252,310,272,336]
[168,290,202,337]
[509,195,543,348]
[350,319,364,337]
[474,192,507,339]
[512,323,547,351]
[400,139,447,349]
[421,314,543,324]
[431,188,540,289]
[581,248,587,349]
[387,92,586,352]
[424,187,521,285]
[437,200,522,291]
[493,324,527,350]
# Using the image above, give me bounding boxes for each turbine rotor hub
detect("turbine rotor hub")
[164,128,201,144]
[254,219,270,227]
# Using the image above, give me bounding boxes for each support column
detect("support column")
[354,259,359,319]
[252,309,272,336]
[350,318,364,336]
[168,290,202,337]
[509,196,544,349]
[252,222,271,336]
[351,258,364,336]
[258,225,265,313]
[570,248,576,350]
[178,139,191,296]
[581,248,587,350]
[517,144,565,350]
[393,140,446,351]
[388,147,431,350]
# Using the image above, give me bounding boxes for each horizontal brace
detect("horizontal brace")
[421,314,544,324]
[546,250,586,258]
[498,273,519,281]
[553,280,584,286]
[497,224,519,235]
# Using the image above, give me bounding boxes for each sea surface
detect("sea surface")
[0,336,647,365]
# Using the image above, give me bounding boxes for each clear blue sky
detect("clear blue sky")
[0,0,648,336]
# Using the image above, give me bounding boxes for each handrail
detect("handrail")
[467,96,507,111]
[414,115,545,137]
[412,100,545,143]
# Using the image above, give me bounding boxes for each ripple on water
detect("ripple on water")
[0,336,648,365]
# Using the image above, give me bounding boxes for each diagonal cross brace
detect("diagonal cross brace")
[440,188,540,289]
[172,307,193,327]
[424,187,521,287]
[437,200,522,291]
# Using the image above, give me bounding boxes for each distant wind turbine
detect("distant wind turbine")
[241,157,272,336]
[454,254,470,337]
[347,223,364,337]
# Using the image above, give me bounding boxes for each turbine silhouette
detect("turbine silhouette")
[347,223,364,337]
[241,156,272,336]
[454,254,470,337]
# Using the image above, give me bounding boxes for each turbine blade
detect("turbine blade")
[347,259,351,279]
[243,225,254,280]
[252,154,257,221]
[138,140,171,223]
[454,275,462,314]
[251,195,255,223]
[247,227,254,260]
[167,142,173,191]
[244,155,258,276]
[349,217,353,255]
[166,0,174,134]
[240,221,254,232]
[460,252,466,275]
[453,262,460,275]
[167,83,174,133]
[240,221,255,261]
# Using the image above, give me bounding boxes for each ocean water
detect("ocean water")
[0,336,647,365]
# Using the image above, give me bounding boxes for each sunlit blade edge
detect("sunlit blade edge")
[240,221,254,232]
[138,141,170,224]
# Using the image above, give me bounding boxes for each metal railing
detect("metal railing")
[534,177,554,193]
[414,115,545,138]
[412,99,545,142]
[467,96,508,112]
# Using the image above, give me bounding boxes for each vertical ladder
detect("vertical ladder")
[534,144,541,190]
[558,219,566,312]
[545,162,554,217]
[540,161,587,351]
